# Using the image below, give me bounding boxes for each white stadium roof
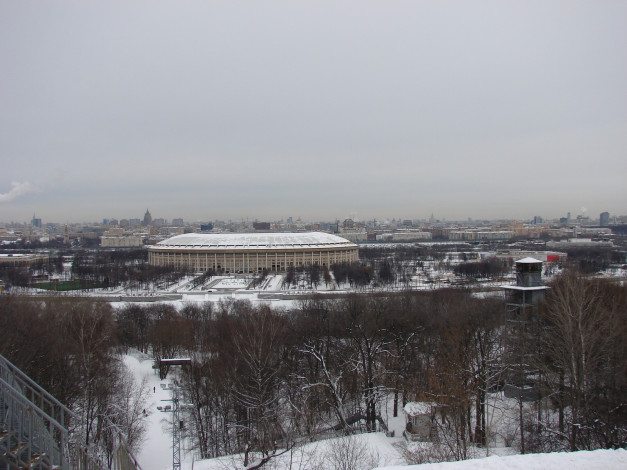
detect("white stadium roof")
[149,232,357,251]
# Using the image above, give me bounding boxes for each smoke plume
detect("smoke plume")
[0,181,36,203]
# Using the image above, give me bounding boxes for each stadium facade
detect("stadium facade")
[147,232,359,273]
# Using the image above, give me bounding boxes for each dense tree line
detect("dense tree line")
[283,265,331,289]
[71,249,187,289]
[563,247,626,274]
[0,247,189,292]
[110,290,510,462]
[358,245,456,262]
[453,258,513,280]
[1,269,625,466]
[0,252,66,288]
[331,262,374,288]
[114,274,626,462]
[0,265,32,287]
[0,238,69,250]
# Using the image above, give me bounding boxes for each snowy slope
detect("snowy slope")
[376,449,627,470]
[125,354,627,470]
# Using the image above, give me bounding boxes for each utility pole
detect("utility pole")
[160,385,183,470]
[157,358,192,470]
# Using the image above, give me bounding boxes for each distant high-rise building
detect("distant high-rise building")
[533,216,543,225]
[31,214,42,228]
[600,212,610,227]
[143,209,152,226]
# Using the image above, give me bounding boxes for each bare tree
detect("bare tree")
[534,270,627,450]
[340,295,391,432]
[108,368,151,455]
[326,435,380,470]
[300,343,351,430]
[62,299,119,447]
[230,305,289,465]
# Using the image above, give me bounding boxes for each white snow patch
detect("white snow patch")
[190,432,405,470]
[375,449,627,470]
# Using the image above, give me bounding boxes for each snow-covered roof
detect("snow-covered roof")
[503,285,549,291]
[516,257,543,264]
[149,232,357,251]
[404,402,436,416]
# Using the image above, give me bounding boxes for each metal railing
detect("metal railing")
[1,355,71,469]
[1,354,142,470]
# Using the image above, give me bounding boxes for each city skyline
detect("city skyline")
[1,1,626,223]
[1,207,620,227]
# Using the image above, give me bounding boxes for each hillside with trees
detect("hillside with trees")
[1,269,625,468]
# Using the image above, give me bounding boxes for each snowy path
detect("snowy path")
[264,274,284,291]
[123,352,175,470]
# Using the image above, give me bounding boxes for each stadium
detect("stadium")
[147,232,359,273]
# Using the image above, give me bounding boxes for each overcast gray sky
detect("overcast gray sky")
[1,0,626,224]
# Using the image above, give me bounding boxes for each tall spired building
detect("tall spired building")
[143,209,152,227]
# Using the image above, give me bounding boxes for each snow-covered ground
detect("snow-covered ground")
[191,432,404,470]
[210,277,251,289]
[123,352,626,470]
[124,351,403,470]
[376,449,627,470]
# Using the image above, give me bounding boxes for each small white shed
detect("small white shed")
[404,402,437,441]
